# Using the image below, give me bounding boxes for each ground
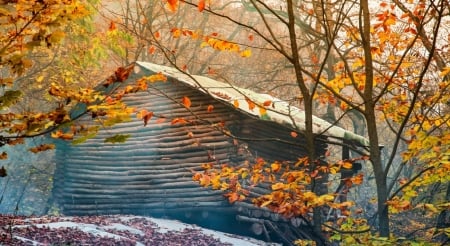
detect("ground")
[0,214,279,246]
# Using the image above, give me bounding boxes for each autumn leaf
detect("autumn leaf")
[115,65,134,82]
[29,144,55,153]
[167,0,179,12]
[148,45,156,54]
[109,21,116,31]
[240,49,252,58]
[0,166,6,177]
[263,100,272,107]
[181,96,191,108]
[248,34,254,41]
[271,162,281,172]
[198,0,205,12]
[0,152,7,160]
[245,97,255,111]
[171,118,188,125]
[271,183,285,191]
[207,105,214,112]
[290,131,298,138]
[51,130,74,140]
[104,134,130,143]
[342,161,353,169]
[233,100,239,108]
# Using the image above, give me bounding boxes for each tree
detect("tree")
[155,0,449,244]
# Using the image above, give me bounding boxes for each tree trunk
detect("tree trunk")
[365,107,390,237]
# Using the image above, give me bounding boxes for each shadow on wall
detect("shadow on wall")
[0,136,55,215]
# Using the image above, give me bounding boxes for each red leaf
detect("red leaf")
[198,0,205,12]
[248,34,254,41]
[109,21,116,31]
[182,96,191,108]
[207,105,214,112]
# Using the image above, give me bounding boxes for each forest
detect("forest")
[0,0,449,245]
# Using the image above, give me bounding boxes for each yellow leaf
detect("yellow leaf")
[240,49,251,58]
[424,203,439,213]
[439,67,450,77]
[36,75,44,83]
[259,106,267,116]
[320,194,335,202]
[271,183,285,191]
[271,162,281,172]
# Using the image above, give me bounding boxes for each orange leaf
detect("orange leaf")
[109,21,116,31]
[182,96,191,108]
[263,100,272,107]
[207,105,214,112]
[171,28,181,38]
[245,97,255,111]
[208,67,216,74]
[233,100,239,108]
[271,162,281,173]
[248,34,254,41]
[154,31,160,39]
[171,118,188,125]
[182,64,187,71]
[198,0,205,12]
[187,132,194,138]
[290,131,298,138]
[167,0,178,12]
[259,107,267,116]
[342,161,353,169]
[155,118,166,124]
[148,45,156,54]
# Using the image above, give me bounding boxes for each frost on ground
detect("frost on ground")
[0,214,280,246]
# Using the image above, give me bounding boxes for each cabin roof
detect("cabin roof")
[135,62,369,147]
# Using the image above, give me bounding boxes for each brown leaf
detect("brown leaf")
[0,166,6,177]
[0,152,7,160]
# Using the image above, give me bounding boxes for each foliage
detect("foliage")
[161,0,450,244]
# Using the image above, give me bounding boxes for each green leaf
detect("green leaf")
[104,134,130,143]
[0,90,23,109]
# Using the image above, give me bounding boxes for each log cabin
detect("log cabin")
[51,62,369,244]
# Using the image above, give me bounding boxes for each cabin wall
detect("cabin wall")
[52,71,329,239]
